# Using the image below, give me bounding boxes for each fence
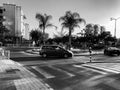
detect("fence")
[0,48,10,59]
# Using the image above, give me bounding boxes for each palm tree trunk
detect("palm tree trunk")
[43,27,45,45]
[68,28,72,50]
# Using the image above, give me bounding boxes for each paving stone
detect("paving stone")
[0,57,52,90]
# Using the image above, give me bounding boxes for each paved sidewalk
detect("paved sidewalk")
[0,56,53,90]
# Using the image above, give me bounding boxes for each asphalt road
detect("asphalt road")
[9,48,120,90]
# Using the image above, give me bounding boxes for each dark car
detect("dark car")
[104,47,120,56]
[39,45,73,58]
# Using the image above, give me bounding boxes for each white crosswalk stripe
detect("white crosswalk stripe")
[49,66,75,77]
[32,66,55,79]
[82,63,120,74]
[73,65,108,74]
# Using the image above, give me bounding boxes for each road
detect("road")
[9,49,120,90]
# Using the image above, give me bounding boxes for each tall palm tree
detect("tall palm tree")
[36,13,57,45]
[59,11,86,50]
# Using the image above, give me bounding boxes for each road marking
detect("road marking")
[32,66,55,79]
[82,75,106,87]
[21,51,39,56]
[50,66,75,77]
[73,65,108,74]
[82,64,120,74]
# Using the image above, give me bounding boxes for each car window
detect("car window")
[42,46,57,50]
[55,47,61,50]
[108,47,118,50]
[42,46,52,50]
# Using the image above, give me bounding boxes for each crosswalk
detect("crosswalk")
[24,64,112,89]
[24,63,120,90]
[2,59,120,90]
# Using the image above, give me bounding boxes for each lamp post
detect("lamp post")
[110,17,120,37]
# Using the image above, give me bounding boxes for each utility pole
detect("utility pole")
[110,17,120,38]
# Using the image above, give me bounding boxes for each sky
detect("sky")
[1,0,120,38]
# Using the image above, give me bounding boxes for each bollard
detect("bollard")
[7,50,10,59]
[89,47,92,62]
[6,50,10,59]
[89,53,92,62]
[4,50,10,59]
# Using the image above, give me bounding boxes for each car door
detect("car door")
[55,46,65,56]
[46,46,56,56]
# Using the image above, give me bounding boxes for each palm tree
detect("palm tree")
[36,13,57,45]
[59,11,86,50]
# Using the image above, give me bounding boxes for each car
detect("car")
[104,47,120,56]
[39,45,73,58]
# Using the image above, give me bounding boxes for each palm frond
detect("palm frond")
[45,14,52,25]
[73,24,80,29]
[39,24,43,29]
[46,24,57,30]
[65,11,72,17]
[78,18,86,24]
[59,16,66,22]
[35,13,44,23]
[73,12,80,18]
[61,25,68,31]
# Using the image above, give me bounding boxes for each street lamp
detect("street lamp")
[110,17,120,37]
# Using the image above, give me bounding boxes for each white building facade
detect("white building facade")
[1,3,29,41]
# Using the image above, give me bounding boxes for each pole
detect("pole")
[114,20,117,38]
[89,47,92,62]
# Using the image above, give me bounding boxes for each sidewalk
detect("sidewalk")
[0,56,53,90]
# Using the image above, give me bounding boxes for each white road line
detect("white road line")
[73,65,108,74]
[50,66,75,77]
[82,64,120,74]
[32,66,55,79]
[21,51,39,56]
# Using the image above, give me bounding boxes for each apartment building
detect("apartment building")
[0,3,29,43]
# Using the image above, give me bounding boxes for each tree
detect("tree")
[59,11,86,50]
[93,24,100,36]
[100,26,105,34]
[35,13,57,45]
[30,29,42,45]
[0,8,9,43]
[0,25,9,43]
[84,24,94,37]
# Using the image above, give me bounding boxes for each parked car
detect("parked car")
[104,47,120,56]
[39,45,73,58]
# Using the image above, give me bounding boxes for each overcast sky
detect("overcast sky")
[1,0,120,38]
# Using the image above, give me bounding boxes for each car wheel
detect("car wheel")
[64,54,68,58]
[42,53,47,58]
